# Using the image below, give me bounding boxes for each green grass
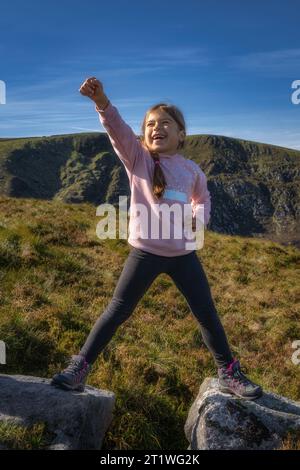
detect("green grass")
[0,421,55,450]
[278,429,300,450]
[0,195,299,449]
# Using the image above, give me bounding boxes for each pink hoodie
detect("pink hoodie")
[95,101,211,257]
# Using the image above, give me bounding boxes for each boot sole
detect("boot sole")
[51,378,85,392]
[219,386,263,401]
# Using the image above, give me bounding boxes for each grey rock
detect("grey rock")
[0,374,115,450]
[185,378,300,450]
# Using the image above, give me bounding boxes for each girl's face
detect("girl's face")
[144,109,185,156]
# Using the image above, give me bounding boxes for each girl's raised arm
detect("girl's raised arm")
[79,77,143,174]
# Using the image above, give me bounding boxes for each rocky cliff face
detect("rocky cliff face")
[0,133,299,246]
[184,135,300,247]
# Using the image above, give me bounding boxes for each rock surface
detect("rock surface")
[185,378,300,450]
[0,374,115,450]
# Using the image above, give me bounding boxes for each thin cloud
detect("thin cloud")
[229,48,300,76]
[43,46,213,73]
[139,46,212,66]
[105,46,213,68]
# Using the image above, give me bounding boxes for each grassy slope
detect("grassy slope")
[0,196,299,450]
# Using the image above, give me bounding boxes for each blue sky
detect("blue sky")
[0,0,300,149]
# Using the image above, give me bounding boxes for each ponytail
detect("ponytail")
[150,151,167,200]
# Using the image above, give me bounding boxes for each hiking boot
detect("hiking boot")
[218,359,263,400]
[51,354,91,392]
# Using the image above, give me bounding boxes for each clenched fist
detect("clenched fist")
[79,77,109,108]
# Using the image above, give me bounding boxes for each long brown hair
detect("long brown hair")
[140,103,186,200]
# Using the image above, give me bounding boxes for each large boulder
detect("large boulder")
[185,378,300,450]
[0,374,115,450]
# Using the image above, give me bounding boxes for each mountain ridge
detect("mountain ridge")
[0,132,299,247]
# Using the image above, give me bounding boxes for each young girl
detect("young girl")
[51,77,262,400]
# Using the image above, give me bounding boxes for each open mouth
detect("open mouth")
[152,136,167,143]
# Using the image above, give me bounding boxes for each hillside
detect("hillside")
[0,197,299,449]
[0,132,299,247]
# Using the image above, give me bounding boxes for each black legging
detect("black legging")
[80,246,233,369]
